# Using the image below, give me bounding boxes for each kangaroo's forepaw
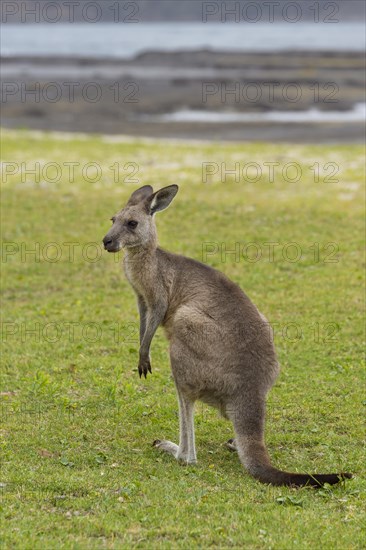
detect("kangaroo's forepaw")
[138,357,152,378]
[226,438,237,452]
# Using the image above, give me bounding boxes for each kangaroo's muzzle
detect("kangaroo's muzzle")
[103,235,120,253]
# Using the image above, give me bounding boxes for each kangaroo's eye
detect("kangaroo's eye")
[110,217,116,224]
[128,220,138,229]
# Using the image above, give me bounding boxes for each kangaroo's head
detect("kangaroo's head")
[103,185,178,252]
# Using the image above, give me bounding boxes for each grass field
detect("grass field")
[1,130,365,549]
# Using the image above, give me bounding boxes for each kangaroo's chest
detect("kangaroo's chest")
[123,257,155,302]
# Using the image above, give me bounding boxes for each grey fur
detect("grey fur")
[103,185,351,487]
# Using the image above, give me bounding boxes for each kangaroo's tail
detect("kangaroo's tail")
[235,435,352,487]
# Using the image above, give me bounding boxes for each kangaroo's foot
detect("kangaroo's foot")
[152,439,196,464]
[226,438,237,452]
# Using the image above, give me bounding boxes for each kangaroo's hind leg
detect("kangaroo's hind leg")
[153,385,196,464]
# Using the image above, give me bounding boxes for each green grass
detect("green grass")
[1,129,365,549]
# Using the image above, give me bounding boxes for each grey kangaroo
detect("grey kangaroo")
[103,184,352,487]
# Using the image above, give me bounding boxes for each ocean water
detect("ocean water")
[1,22,365,58]
[145,103,366,123]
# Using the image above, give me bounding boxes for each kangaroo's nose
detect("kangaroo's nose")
[103,236,113,248]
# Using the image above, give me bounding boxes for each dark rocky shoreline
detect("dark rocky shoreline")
[1,50,365,142]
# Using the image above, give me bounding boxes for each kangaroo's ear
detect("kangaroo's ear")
[127,185,154,206]
[148,185,179,215]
